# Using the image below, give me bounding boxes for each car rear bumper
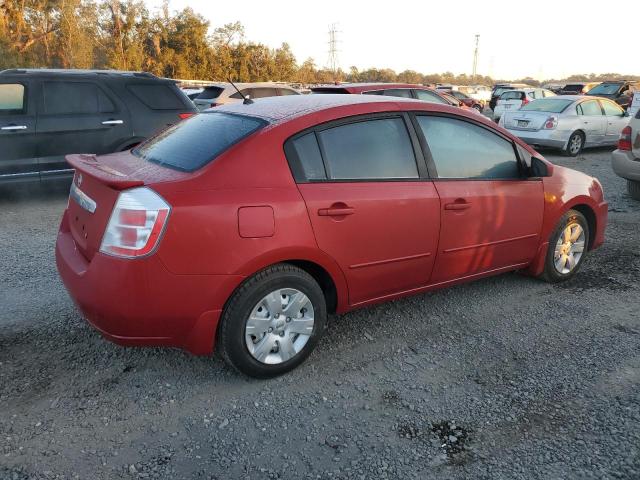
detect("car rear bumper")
[55,210,243,355]
[612,149,640,181]
[505,129,569,150]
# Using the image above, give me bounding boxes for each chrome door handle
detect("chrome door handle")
[101,120,124,125]
[1,125,27,131]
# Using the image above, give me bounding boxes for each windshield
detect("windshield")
[133,112,266,171]
[500,91,524,100]
[520,98,573,113]
[587,83,621,95]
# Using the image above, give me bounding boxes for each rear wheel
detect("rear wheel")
[541,209,589,283]
[565,131,584,157]
[217,264,327,378]
[628,180,640,200]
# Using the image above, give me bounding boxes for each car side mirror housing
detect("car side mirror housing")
[530,156,551,177]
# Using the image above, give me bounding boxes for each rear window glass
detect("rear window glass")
[500,91,524,100]
[311,87,350,94]
[127,84,185,110]
[195,86,225,100]
[520,99,573,113]
[132,112,266,172]
[493,87,513,97]
[0,84,25,113]
[587,83,621,95]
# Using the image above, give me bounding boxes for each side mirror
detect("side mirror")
[530,156,551,177]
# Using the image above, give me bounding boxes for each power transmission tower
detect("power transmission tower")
[472,34,480,81]
[328,23,340,83]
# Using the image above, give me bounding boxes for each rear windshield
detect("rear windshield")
[127,84,186,110]
[195,86,225,100]
[520,98,574,113]
[132,112,266,172]
[562,84,584,92]
[587,83,621,95]
[493,87,514,97]
[500,91,524,100]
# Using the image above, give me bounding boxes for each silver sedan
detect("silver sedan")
[499,95,630,156]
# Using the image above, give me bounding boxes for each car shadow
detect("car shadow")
[0,179,71,204]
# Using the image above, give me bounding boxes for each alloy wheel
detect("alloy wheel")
[554,223,586,274]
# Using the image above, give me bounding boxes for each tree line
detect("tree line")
[1,0,637,86]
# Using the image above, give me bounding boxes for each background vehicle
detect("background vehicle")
[56,94,607,377]
[586,81,639,110]
[448,89,485,111]
[181,87,203,100]
[0,69,196,184]
[490,83,532,110]
[192,82,300,110]
[559,82,600,95]
[462,85,492,103]
[612,108,640,199]
[493,88,556,121]
[500,95,630,156]
[629,92,640,118]
[311,83,482,115]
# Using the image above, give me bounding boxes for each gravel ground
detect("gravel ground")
[1,149,639,480]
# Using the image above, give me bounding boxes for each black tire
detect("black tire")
[564,131,585,157]
[541,209,589,283]
[217,264,327,378]
[628,180,640,201]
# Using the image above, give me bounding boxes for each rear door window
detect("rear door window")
[249,88,279,99]
[133,112,265,171]
[417,116,520,179]
[381,89,413,98]
[290,133,326,180]
[601,100,624,116]
[43,81,114,114]
[414,89,448,104]
[127,84,185,110]
[316,117,419,180]
[577,100,603,116]
[0,84,25,114]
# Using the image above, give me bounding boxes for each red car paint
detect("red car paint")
[56,94,608,355]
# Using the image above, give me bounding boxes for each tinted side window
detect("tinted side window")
[414,89,447,104]
[577,100,603,116]
[250,88,279,99]
[382,89,413,98]
[0,84,25,114]
[291,133,326,180]
[229,89,250,100]
[43,81,114,115]
[417,116,520,179]
[317,118,418,180]
[127,84,185,110]
[362,90,385,96]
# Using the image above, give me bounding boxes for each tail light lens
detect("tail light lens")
[100,187,171,258]
[178,112,195,120]
[618,126,633,151]
[544,116,558,129]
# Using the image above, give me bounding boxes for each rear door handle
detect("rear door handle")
[318,207,355,216]
[444,201,472,211]
[1,125,27,131]
[101,119,124,125]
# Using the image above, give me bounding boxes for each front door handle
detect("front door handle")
[101,119,124,125]
[1,125,27,131]
[444,200,472,211]
[318,205,355,217]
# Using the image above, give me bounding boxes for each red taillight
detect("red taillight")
[100,188,171,258]
[178,112,195,120]
[618,126,633,151]
[521,96,529,107]
[544,116,558,130]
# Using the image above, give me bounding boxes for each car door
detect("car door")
[576,99,606,146]
[0,79,38,181]
[286,114,440,306]
[36,79,131,179]
[600,99,628,144]
[414,114,544,283]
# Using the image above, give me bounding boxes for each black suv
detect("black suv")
[0,69,197,183]
[586,80,639,110]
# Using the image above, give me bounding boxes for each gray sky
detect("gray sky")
[147,0,639,80]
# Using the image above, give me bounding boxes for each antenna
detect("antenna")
[328,23,340,83]
[472,34,480,81]
[228,77,253,104]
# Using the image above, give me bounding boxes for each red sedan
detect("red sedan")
[56,94,608,377]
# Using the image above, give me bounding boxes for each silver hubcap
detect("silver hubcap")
[569,134,582,154]
[245,288,314,365]
[554,223,585,274]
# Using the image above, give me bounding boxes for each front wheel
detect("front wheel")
[217,264,327,378]
[565,131,584,157]
[541,209,589,283]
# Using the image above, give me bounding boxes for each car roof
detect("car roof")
[311,83,426,94]
[0,68,158,79]
[215,93,438,123]
[201,82,296,89]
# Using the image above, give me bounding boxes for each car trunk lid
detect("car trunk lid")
[502,111,550,131]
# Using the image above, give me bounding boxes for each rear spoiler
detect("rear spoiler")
[66,154,144,190]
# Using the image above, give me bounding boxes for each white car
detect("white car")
[629,92,640,118]
[461,85,492,103]
[500,95,631,156]
[192,82,300,111]
[612,108,640,199]
[493,88,556,121]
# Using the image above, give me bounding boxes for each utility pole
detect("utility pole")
[472,34,480,81]
[328,23,340,83]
